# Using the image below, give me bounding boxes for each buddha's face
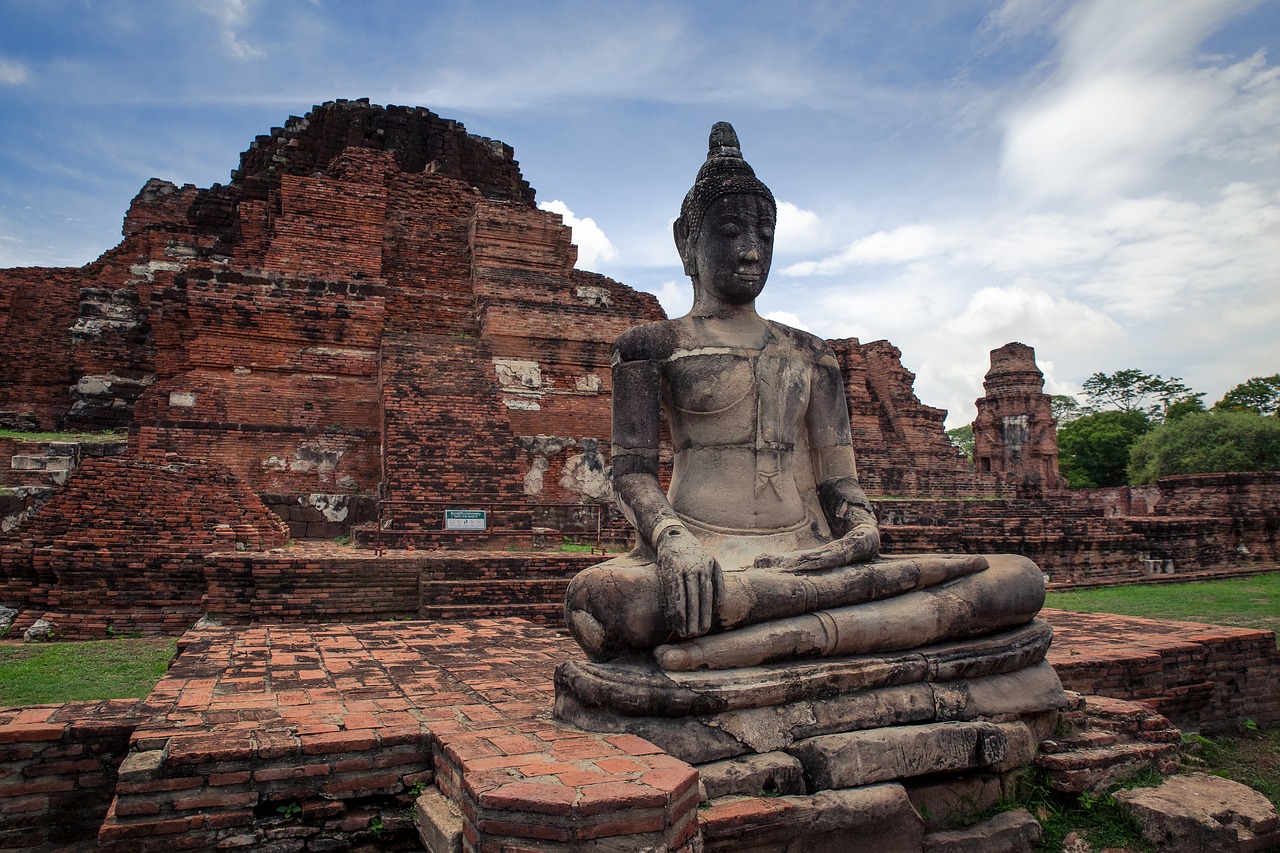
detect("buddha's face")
[688,194,775,305]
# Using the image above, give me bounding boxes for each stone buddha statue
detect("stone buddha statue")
[556,126,1063,811]
[563,123,1046,672]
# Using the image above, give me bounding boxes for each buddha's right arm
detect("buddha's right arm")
[610,331,717,638]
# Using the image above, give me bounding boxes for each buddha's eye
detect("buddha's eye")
[760,226,774,241]
[720,223,741,237]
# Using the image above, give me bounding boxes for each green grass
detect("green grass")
[1046,573,1280,640]
[0,638,176,705]
[1186,727,1280,809]
[0,428,126,443]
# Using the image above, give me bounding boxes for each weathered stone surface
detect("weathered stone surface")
[415,788,463,853]
[557,621,1055,718]
[921,808,1043,853]
[697,751,805,800]
[1114,773,1280,853]
[22,617,54,641]
[558,657,1064,764]
[789,721,1012,790]
[906,773,1005,830]
[699,783,924,853]
[1037,693,1182,793]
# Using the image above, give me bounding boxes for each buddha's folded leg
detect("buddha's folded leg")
[567,551,993,663]
[655,554,1046,671]
[565,553,667,662]
[716,553,989,628]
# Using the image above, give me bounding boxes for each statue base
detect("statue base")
[555,619,1064,765]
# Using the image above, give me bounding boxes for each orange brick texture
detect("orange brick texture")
[0,455,288,638]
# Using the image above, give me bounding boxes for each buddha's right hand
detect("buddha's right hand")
[655,528,719,639]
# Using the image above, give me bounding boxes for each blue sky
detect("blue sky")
[2,0,1277,426]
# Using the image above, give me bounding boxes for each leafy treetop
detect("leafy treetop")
[1214,375,1280,417]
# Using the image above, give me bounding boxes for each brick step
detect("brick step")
[420,578,572,607]
[1036,741,1180,790]
[416,602,564,623]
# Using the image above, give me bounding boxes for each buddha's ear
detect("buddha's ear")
[673,217,697,276]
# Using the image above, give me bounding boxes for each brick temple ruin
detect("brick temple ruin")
[0,101,1277,851]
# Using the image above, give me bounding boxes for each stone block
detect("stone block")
[1114,773,1280,852]
[700,783,924,853]
[415,788,463,853]
[789,721,1008,791]
[907,773,1004,830]
[921,808,1042,853]
[697,751,806,800]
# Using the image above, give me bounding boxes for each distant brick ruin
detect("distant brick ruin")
[0,99,1276,628]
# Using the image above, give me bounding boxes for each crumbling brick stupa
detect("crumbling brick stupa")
[0,99,988,548]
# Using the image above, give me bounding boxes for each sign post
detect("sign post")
[444,509,487,531]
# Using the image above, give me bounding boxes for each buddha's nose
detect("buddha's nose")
[741,247,760,263]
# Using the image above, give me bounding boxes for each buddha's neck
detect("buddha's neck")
[687,310,769,350]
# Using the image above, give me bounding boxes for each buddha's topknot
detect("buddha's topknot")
[675,122,776,259]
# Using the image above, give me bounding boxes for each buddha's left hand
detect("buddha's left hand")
[752,523,880,573]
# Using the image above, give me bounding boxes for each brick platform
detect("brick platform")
[2,609,1278,851]
[91,619,695,851]
[1044,608,1280,733]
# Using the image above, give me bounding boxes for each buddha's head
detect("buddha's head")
[674,123,777,307]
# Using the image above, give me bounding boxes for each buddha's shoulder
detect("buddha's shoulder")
[614,320,679,363]
[764,319,835,359]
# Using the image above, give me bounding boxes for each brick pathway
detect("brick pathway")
[97,619,697,851]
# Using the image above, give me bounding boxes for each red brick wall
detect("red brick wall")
[0,456,287,638]
[0,700,144,850]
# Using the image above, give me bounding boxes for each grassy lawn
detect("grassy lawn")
[0,428,126,443]
[0,637,176,706]
[1046,573,1280,639]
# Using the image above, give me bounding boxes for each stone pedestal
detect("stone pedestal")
[555,619,1066,844]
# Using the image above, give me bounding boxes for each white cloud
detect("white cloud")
[0,58,29,85]
[1000,0,1276,204]
[764,311,810,331]
[198,0,265,59]
[941,285,1122,344]
[775,201,825,253]
[651,279,691,319]
[538,200,619,269]
[783,224,956,276]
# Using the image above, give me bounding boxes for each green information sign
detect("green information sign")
[444,509,487,531]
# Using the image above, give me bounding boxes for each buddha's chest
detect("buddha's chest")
[662,351,811,447]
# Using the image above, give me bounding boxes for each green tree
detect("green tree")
[1164,394,1206,422]
[1050,394,1083,425]
[1128,410,1280,484]
[1081,369,1198,421]
[1214,375,1280,416]
[1057,410,1151,488]
[946,424,974,463]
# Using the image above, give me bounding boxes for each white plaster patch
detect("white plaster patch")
[493,358,542,390]
[504,397,541,411]
[523,456,549,496]
[575,373,603,393]
[301,494,350,522]
[574,285,613,308]
[169,391,197,408]
[261,456,288,471]
[560,451,613,502]
[233,367,251,375]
